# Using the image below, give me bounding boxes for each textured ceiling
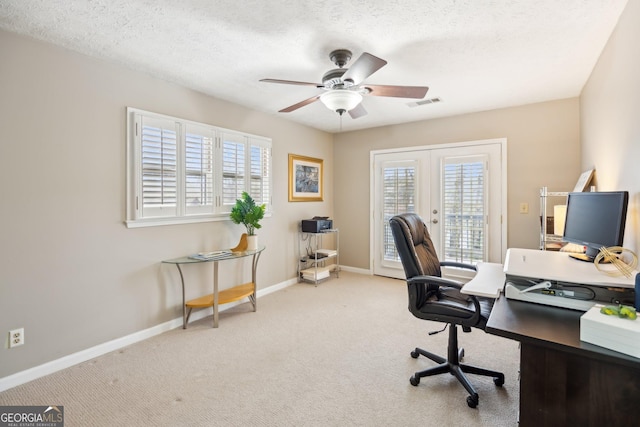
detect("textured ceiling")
[0,0,629,133]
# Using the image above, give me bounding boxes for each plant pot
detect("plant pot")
[247,235,258,251]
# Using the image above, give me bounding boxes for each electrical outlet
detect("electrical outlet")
[9,328,24,348]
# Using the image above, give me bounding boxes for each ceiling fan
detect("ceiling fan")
[260,49,429,119]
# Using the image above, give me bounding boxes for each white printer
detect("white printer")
[503,248,635,311]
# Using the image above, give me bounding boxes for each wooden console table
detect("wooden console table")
[163,246,264,328]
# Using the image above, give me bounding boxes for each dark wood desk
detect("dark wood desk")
[486,296,640,426]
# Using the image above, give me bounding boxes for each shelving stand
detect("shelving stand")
[298,228,339,284]
[539,187,568,251]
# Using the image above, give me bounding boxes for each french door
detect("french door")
[371,139,506,279]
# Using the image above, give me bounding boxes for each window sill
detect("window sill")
[125,215,223,228]
[125,212,272,228]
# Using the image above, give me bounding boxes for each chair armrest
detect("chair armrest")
[407,274,466,290]
[439,261,477,272]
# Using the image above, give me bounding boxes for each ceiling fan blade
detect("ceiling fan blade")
[341,52,387,85]
[260,78,322,88]
[279,95,322,113]
[364,84,429,99]
[348,103,367,119]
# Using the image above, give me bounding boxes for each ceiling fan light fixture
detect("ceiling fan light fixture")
[320,90,363,115]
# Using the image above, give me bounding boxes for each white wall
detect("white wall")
[581,0,640,255]
[0,30,333,378]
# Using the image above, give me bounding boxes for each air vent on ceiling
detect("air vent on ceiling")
[408,97,442,108]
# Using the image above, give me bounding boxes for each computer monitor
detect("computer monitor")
[562,191,629,261]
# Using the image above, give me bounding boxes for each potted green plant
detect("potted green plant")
[230,191,266,250]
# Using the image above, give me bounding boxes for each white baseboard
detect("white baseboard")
[0,278,298,393]
[339,265,371,275]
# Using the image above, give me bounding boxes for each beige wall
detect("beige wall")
[581,0,640,255]
[333,99,581,269]
[0,24,589,380]
[0,30,333,378]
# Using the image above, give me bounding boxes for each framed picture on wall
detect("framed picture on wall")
[288,154,323,202]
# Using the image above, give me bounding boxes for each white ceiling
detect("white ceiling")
[0,0,629,133]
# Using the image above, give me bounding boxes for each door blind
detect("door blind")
[383,164,416,262]
[442,158,486,263]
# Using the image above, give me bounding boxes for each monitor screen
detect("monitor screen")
[562,191,629,261]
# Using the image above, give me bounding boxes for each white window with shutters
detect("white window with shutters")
[248,137,271,208]
[218,133,271,215]
[220,132,246,212]
[138,115,179,219]
[126,108,272,228]
[185,123,215,216]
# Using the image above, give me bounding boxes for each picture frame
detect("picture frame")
[573,169,595,192]
[288,154,323,202]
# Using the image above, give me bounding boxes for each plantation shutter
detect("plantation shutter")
[248,137,271,209]
[184,124,215,215]
[382,162,416,263]
[442,155,487,264]
[139,116,179,218]
[127,108,273,227]
[221,132,246,212]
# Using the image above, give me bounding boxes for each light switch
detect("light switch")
[519,203,529,214]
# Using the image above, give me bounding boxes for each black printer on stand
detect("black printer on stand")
[301,216,333,233]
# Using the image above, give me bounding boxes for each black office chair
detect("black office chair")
[389,213,504,408]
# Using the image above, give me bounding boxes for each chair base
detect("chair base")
[410,325,504,408]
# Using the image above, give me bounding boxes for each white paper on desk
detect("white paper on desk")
[189,250,231,260]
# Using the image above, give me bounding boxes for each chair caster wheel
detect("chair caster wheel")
[494,375,505,387]
[410,376,420,386]
[410,350,419,359]
[467,394,479,408]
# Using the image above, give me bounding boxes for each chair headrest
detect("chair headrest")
[396,213,427,246]
[391,213,442,278]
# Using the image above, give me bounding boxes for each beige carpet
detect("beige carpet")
[0,272,520,426]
